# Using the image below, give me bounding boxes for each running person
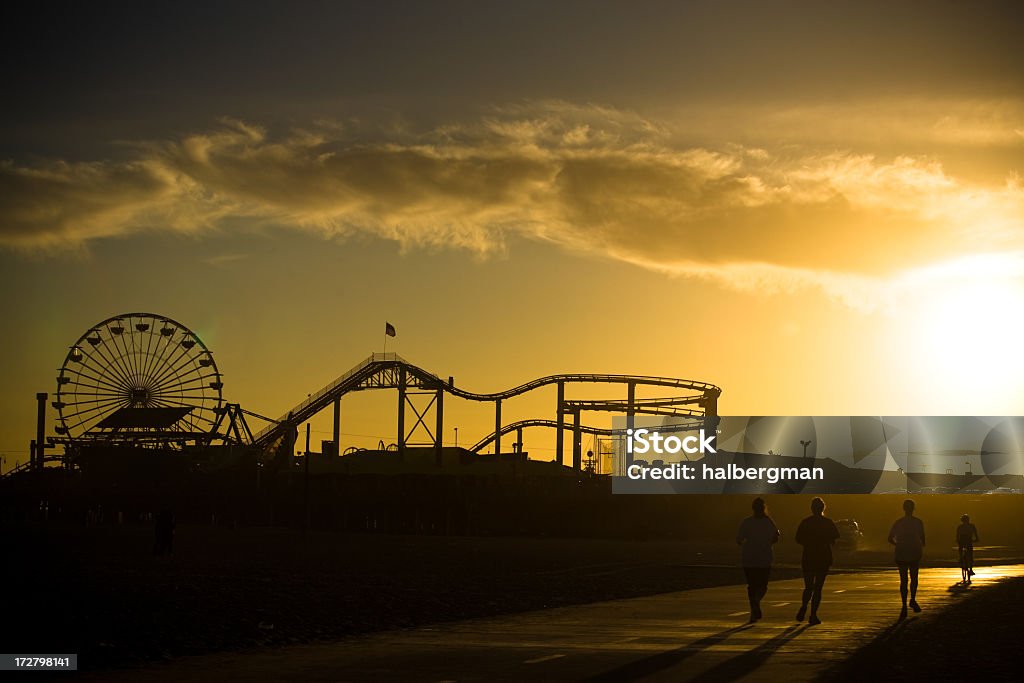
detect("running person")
[736,497,781,623]
[957,514,979,583]
[794,497,840,625]
[888,499,926,619]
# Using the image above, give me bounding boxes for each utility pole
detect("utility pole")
[35,392,47,469]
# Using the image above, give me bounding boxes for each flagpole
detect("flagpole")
[383,322,395,358]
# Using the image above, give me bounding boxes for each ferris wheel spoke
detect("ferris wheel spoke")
[132,316,159,390]
[150,368,216,399]
[62,409,117,430]
[61,395,125,412]
[63,363,130,396]
[66,400,128,434]
[137,344,163,392]
[87,338,137,390]
[152,373,220,395]
[188,407,218,428]
[149,368,211,389]
[151,326,202,385]
[187,412,216,429]
[108,321,143,386]
[121,314,139,383]
[97,325,135,383]
[154,395,213,413]
[139,316,167,390]
[146,342,196,394]
[153,398,218,419]
[149,396,218,425]
[120,316,145,382]
[152,391,216,400]
[62,389,126,400]
[136,353,164,396]
[151,338,209,389]
[65,416,94,435]
[76,360,134,393]
[61,397,129,423]
[117,320,147,387]
[69,349,129,386]
[149,393,209,408]
[61,374,123,399]
[130,315,152,385]
[149,399,205,410]
[77,344,134,389]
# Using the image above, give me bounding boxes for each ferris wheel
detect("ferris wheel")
[54,313,223,445]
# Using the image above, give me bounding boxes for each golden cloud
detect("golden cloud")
[1,104,1021,306]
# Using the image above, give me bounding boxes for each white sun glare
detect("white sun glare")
[912,277,1024,400]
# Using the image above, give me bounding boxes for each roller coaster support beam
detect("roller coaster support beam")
[627,382,636,469]
[435,387,444,467]
[397,366,406,461]
[556,381,565,465]
[332,397,340,454]
[572,406,582,471]
[494,399,502,455]
[703,391,719,434]
[280,412,297,459]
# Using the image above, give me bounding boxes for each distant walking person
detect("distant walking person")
[888,499,925,619]
[794,497,840,625]
[957,514,979,584]
[154,507,176,556]
[736,497,781,623]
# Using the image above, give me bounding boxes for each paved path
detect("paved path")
[86,564,1023,682]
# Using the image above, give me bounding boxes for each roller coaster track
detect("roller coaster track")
[442,373,718,401]
[252,354,720,462]
[469,417,706,454]
[2,454,62,479]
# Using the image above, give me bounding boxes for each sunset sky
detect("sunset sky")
[1,1,1022,468]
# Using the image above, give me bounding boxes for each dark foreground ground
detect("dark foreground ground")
[57,564,1024,682]
[4,521,1022,676]
[2,522,806,671]
[820,575,1024,683]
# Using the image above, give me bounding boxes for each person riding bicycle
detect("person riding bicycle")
[956,514,979,584]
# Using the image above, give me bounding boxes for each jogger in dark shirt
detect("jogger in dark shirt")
[889,499,925,619]
[795,497,840,625]
[736,497,781,623]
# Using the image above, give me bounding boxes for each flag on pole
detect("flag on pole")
[385,322,396,337]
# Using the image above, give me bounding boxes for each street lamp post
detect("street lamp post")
[800,440,812,459]
[907,449,911,494]
[454,427,459,449]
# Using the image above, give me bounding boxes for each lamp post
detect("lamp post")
[907,448,911,494]
[454,427,458,449]
[800,439,812,459]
